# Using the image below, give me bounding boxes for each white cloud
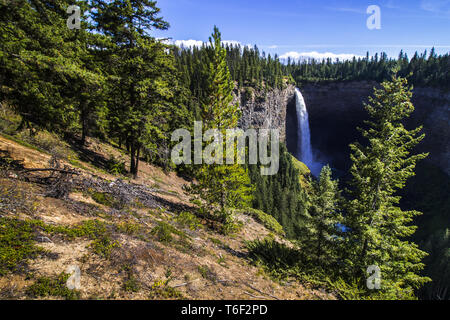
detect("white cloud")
[421,0,450,13]
[170,39,252,49]
[221,40,242,47]
[280,51,364,62]
[174,39,205,48]
[326,7,366,14]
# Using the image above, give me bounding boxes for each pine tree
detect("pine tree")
[344,75,431,298]
[302,165,342,268]
[90,0,175,177]
[0,0,99,133]
[188,27,253,223]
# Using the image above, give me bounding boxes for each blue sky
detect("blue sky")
[153,0,450,60]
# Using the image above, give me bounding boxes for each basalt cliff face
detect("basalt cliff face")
[236,81,449,177]
[236,84,297,145]
[300,81,450,176]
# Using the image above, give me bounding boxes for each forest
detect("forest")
[0,0,448,300]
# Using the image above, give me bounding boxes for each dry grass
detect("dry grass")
[0,134,335,300]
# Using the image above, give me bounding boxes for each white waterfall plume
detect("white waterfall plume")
[295,88,322,176]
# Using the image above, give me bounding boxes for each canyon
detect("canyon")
[238,81,450,177]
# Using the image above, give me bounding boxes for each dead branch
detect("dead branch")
[172,278,200,288]
[245,283,280,300]
[243,291,268,300]
[22,168,80,175]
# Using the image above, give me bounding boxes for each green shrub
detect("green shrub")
[244,208,285,235]
[90,236,120,259]
[151,222,174,243]
[0,218,43,275]
[123,275,140,293]
[115,222,142,236]
[221,215,244,235]
[175,211,203,231]
[197,265,216,283]
[32,219,108,240]
[15,130,77,161]
[151,222,186,243]
[0,104,21,135]
[148,279,184,300]
[209,237,223,246]
[90,191,121,209]
[31,219,118,259]
[106,156,127,175]
[26,272,80,300]
[246,238,304,281]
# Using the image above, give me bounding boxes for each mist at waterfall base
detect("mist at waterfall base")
[294,88,325,177]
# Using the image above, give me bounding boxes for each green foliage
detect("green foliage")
[148,279,184,300]
[0,0,104,134]
[151,221,175,243]
[220,216,244,235]
[33,219,108,241]
[31,218,119,259]
[175,211,203,231]
[0,103,21,135]
[187,27,253,222]
[123,274,140,293]
[90,191,122,209]
[106,156,127,175]
[243,208,285,235]
[115,222,143,236]
[15,130,77,161]
[0,218,43,276]
[26,272,80,300]
[246,238,304,281]
[90,236,120,259]
[90,0,186,177]
[209,237,225,247]
[401,162,450,299]
[344,76,430,296]
[288,49,449,88]
[197,264,217,283]
[420,228,450,300]
[175,42,287,98]
[298,165,343,268]
[151,221,188,246]
[249,144,309,238]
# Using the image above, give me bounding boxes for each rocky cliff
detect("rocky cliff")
[300,81,450,176]
[236,84,296,144]
[236,81,449,177]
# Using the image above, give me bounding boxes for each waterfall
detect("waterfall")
[295,88,321,176]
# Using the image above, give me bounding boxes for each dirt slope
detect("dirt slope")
[0,135,335,300]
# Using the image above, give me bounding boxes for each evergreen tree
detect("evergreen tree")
[302,165,342,268]
[248,144,308,239]
[344,76,430,298]
[90,0,175,177]
[0,0,99,133]
[188,27,253,223]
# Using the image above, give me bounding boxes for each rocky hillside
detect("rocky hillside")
[0,134,334,300]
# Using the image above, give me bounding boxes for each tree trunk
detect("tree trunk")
[81,112,87,146]
[80,94,88,146]
[130,140,136,176]
[134,144,140,178]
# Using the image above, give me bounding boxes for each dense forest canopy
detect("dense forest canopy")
[175,43,449,92]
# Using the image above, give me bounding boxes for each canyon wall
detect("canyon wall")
[236,84,296,146]
[236,81,449,177]
[300,81,450,176]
